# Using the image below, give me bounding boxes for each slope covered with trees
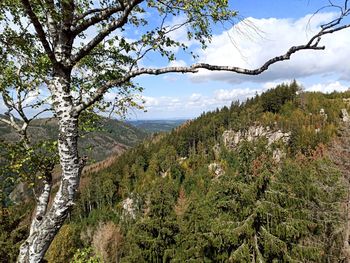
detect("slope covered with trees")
[0,116,147,161]
[2,82,348,262]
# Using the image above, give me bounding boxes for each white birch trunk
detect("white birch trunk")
[17,71,84,263]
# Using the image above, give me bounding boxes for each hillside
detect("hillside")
[0,116,147,161]
[127,119,187,133]
[2,82,350,262]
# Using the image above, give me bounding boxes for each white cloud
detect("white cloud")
[139,86,265,115]
[135,79,349,119]
[189,93,202,102]
[168,59,187,67]
[165,15,196,52]
[305,81,349,93]
[215,88,259,102]
[143,96,159,107]
[191,12,350,83]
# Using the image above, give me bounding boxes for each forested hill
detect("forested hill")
[127,119,187,133]
[2,82,350,262]
[0,116,147,161]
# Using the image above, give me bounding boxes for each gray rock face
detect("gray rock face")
[273,149,286,163]
[343,98,350,106]
[212,143,221,160]
[320,108,328,120]
[341,109,349,122]
[223,125,290,150]
[122,197,137,219]
[222,125,290,163]
[208,163,225,178]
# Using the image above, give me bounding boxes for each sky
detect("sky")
[1,0,350,120]
[125,0,350,120]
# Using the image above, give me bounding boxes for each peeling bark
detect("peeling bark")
[17,72,84,263]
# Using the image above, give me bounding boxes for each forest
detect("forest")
[2,82,350,262]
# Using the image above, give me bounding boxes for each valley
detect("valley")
[2,82,349,262]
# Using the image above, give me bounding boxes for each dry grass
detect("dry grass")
[92,221,123,263]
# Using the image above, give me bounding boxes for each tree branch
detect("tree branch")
[72,5,124,36]
[0,116,21,131]
[75,14,350,114]
[20,0,57,63]
[74,8,107,23]
[61,0,75,31]
[71,0,142,65]
[74,42,323,113]
[44,0,59,47]
[29,108,51,122]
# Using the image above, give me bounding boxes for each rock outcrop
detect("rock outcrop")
[208,163,225,178]
[223,125,291,150]
[272,149,285,163]
[342,109,349,122]
[320,108,328,120]
[122,197,138,219]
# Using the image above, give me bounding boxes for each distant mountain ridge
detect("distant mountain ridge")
[0,116,147,161]
[127,119,187,133]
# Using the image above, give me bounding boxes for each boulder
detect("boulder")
[341,109,349,122]
[122,197,137,219]
[208,163,225,178]
[223,125,290,150]
[273,149,286,163]
[320,108,327,120]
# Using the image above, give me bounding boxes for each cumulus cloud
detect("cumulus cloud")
[168,59,187,67]
[305,81,349,93]
[135,79,349,119]
[165,15,196,51]
[142,96,159,107]
[190,12,350,83]
[214,87,260,102]
[139,86,265,117]
[189,93,202,102]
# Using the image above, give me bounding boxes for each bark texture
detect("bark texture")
[17,72,83,262]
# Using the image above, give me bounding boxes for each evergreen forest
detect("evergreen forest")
[2,81,350,262]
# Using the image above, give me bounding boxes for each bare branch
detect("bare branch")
[61,0,75,30]
[74,39,324,113]
[29,108,51,121]
[72,5,124,35]
[20,0,57,63]
[74,8,107,23]
[13,87,30,123]
[71,0,142,65]
[0,116,21,131]
[75,9,350,114]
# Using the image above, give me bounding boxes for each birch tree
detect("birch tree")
[0,0,349,262]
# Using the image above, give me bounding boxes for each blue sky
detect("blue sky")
[124,0,350,120]
[1,1,349,120]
